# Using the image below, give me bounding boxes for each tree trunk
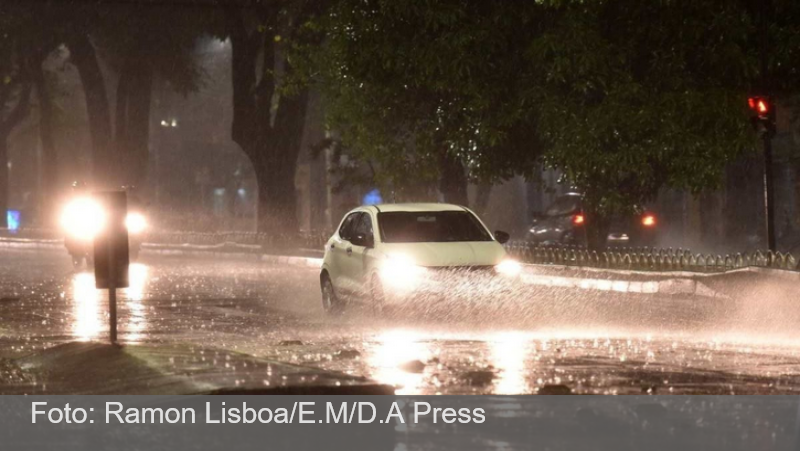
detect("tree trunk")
[227,6,310,237]
[67,34,113,189]
[115,61,153,187]
[583,205,611,252]
[248,88,309,237]
[114,62,130,167]
[253,153,298,240]
[438,151,468,205]
[0,137,8,228]
[34,66,59,227]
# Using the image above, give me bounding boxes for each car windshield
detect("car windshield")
[378,211,493,243]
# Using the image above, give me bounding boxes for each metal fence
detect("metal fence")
[504,240,800,273]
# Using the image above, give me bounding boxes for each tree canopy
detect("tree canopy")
[308,0,800,247]
[308,0,545,202]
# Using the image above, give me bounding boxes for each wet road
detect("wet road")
[2,248,800,394]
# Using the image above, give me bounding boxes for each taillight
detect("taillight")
[642,214,656,227]
[572,214,585,225]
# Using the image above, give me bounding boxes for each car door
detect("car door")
[340,212,376,296]
[347,212,377,295]
[329,212,359,293]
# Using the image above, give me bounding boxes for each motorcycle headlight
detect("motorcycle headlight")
[380,254,427,290]
[495,259,522,277]
[60,197,105,241]
[125,212,147,234]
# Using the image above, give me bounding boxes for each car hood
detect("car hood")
[379,241,507,267]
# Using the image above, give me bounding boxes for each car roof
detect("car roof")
[367,203,467,213]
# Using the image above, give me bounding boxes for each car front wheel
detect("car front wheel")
[321,275,342,315]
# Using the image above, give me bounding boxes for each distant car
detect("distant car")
[320,203,521,314]
[527,193,659,247]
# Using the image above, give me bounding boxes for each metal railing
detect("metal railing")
[504,241,800,273]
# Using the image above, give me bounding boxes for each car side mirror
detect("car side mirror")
[351,234,374,248]
[494,230,510,244]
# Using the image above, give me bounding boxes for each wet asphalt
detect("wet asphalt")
[2,248,800,395]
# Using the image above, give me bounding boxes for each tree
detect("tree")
[56,2,207,190]
[312,0,800,250]
[529,0,800,249]
[92,2,208,188]
[224,1,326,235]
[309,0,544,205]
[0,10,36,228]
[64,27,114,189]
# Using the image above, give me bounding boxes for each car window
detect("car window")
[338,212,360,241]
[378,211,492,243]
[352,213,373,240]
[545,196,581,216]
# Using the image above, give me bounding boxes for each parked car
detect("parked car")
[527,193,659,247]
[320,203,521,314]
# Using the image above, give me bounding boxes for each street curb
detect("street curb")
[142,243,324,269]
[1,237,324,270]
[523,261,800,280]
[260,253,323,269]
[0,237,62,250]
[519,269,730,300]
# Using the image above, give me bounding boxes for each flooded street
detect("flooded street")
[2,248,800,395]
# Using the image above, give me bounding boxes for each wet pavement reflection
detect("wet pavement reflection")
[489,332,531,395]
[68,263,150,343]
[124,263,149,343]
[71,272,101,341]
[3,248,800,395]
[368,330,431,395]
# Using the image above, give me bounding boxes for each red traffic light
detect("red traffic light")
[748,96,772,118]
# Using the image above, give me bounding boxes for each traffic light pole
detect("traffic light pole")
[762,132,776,252]
[758,0,776,253]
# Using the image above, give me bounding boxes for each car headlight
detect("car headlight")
[495,259,522,277]
[125,212,147,234]
[60,197,106,241]
[380,254,428,290]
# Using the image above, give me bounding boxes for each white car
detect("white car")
[319,203,522,313]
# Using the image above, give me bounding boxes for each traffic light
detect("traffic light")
[747,95,778,252]
[747,95,775,134]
